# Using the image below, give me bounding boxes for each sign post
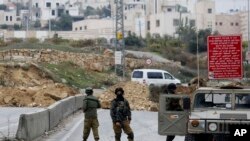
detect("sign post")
[207,35,242,79]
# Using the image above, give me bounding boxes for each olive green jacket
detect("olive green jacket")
[83,95,101,118]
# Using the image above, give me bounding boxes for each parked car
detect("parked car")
[131,69,181,86]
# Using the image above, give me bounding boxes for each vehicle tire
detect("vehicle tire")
[184,134,196,141]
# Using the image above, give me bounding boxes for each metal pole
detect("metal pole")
[248,0,250,51]
[49,8,51,38]
[196,0,200,88]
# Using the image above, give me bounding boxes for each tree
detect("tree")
[45,14,73,31]
[125,32,143,47]
[34,20,41,28]
[84,6,97,17]
[1,24,8,29]
[14,24,21,30]
[57,14,73,31]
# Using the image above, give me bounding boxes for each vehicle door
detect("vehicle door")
[146,72,164,86]
[164,72,176,84]
[158,94,190,135]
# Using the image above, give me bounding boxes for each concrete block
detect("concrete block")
[48,101,63,130]
[61,96,75,118]
[75,94,84,111]
[16,109,49,141]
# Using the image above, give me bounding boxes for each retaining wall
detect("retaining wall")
[16,94,84,141]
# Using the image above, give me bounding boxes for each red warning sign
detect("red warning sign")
[207,35,242,79]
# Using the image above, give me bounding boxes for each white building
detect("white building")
[72,18,115,42]
[194,0,216,31]
[145,0,216,37]
[30,0,81,27]
[239,11,249,41]
[81,0,110,9]
[215,13,241,36]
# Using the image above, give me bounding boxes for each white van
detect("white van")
[131,69,181,86]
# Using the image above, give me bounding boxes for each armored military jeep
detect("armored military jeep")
[158,87,250,141]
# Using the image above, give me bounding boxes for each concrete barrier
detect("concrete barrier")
[16,109,49,141]
[61,96,76,118]
[48,101,63,130]
[75,94,84,111]
[16,94,85,141]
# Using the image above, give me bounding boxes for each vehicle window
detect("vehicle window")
[132,71,143,78]
[165,98,183,111]
[235,94,250,109]
[194,93,232,109]
[164,73,173,79]
[147,72,163,79]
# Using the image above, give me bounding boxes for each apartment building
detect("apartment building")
[239,11,249,41]
[194,0,216,31]
[81,0,110,9]
[0,2,21,26]
[30,0,81,27]
[215,13,241,36]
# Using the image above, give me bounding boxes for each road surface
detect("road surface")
[0,107,44,140]
[40,110,185,141]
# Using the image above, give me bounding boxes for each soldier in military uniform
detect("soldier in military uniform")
[83,87,101,141]
[166,83,182,141]
[110,87,134,141]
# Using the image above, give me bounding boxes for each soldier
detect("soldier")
[166,83,182,141]
[83,87,101,141]
[110,87,134,141]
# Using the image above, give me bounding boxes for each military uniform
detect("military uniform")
[110,87,134,141]
[83,93,101,141]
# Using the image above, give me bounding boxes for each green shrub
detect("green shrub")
[70,39,95,48]
[27,38,39,43]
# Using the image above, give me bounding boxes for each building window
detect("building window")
[190,20,195,27]
[35,3,38,8]
[10,16,12,21]
[125,16,127,20]
[84,26,87,30]
[56,3,59,7]
[36,12,39,17]
[173,19,179,26]
[156,20,160,27]
[75,27,77,31]
[66,10,69,14]
[167,8,172,12]
[52,10,55,16]
[6,16,8,21]
[147,21,150,30]
[231,22,234,26]
[208,8,212,14]
[235,22,239,26]
[46,2,51,8]
[219,22,223,26]
[80,26,82,30]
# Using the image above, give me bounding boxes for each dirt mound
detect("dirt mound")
[99,81,159,111]
[0,63,78,107]
[99,82,195,111]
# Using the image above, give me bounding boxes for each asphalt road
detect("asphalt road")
[0,107,44,140]
[40,110,185,141]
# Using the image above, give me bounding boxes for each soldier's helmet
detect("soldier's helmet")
[167,83,177,91]
[85,87,93,95]
[115,87,124,95]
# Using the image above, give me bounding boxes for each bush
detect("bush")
[10,38,23,43]
[1,24,8,29]
[27,38,39,43]
[0,39,7,47]
[70,39,95,48]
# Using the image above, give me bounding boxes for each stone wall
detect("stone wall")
[0,49,114,72]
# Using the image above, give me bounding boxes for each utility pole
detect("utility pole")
[114,0,125,79]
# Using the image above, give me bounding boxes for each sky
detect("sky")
[184,0,248,13]
[214,0,247,13]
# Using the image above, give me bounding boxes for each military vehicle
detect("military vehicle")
[158,87,250,141]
